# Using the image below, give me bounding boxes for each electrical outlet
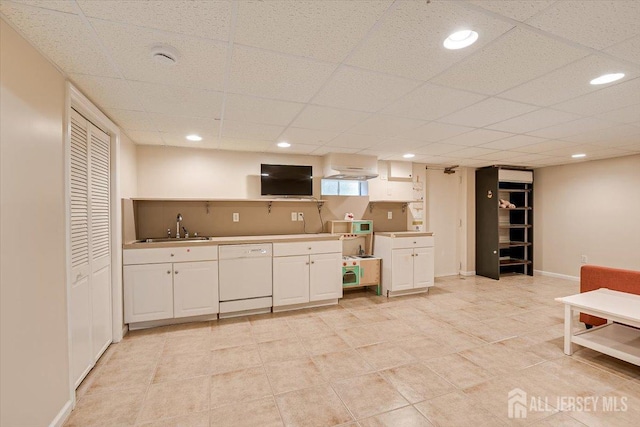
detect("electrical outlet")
[297,212,304,221]
[232,213,239,222]
[387,211,393,220]
[581,255,588,264]
[291,212,298,221]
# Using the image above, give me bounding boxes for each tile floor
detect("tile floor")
[66,274,640,426]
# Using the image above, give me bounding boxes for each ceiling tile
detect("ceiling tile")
[220,120,284,141]
[525,0,640,50]
[561,124,640,144]
[528,117,616,139]
[382,83,487,121]
[313,66,422,113]
[446,146,499,158]
[499,55,637,106]
[413,155,460,166]
[515,140,579,154]
[234,0,391,63]
[324,133,389,150]
[501,153,555,166]
[105,109,156,131]
[265,143,321,155]
[467,0,555,22]
[289,105,370,132]
[346,114,426,137]
[7,0,78,14]
[599,104,640,124]
[441,128,514,146]
[541,143,608,157]
[277,127,340,146]
[583,147,637,160]
[69,74,144,111]
[228,45,335,102]
[78,0,231,41]
[129,81,224,118]
[605,35,640,66]
[479,134,546,150]
[487,108,582,134]
[414,143,475,156]
[552,77,640,116]
[223,94,304,126]
[398,122,474,143]
[0,2,119,76]
[90,19,227,90]
[125,130,164,145]
[218,138,271,152]
[432,27,588,95]
[371,138,426,152]
[472,150,525,161]
[440,97,537,128]
[311,146,360,155]
[346,0,514,81]
[148,114,220,135]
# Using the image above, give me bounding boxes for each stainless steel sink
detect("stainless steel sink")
[139,237,214,243]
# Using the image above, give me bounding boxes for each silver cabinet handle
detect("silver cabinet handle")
[413,241,417,244]
[311,261,315,264]
[308,247,312,250]
[174,271,179,274]
[167,270,171,274]
[170,253,175,257]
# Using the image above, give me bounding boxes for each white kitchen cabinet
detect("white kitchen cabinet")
[123,246,219,326]
[375,233,435,296]
[310,253,343,301]
[273,240,342,309]
[273,255,310,306]
[173,261,219,318]
[124,263,174,323]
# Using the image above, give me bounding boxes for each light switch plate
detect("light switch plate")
[291,212,298,221]
[233,213,239,222]
[387,211,393,220]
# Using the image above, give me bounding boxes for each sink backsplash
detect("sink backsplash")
[128,198,410,240]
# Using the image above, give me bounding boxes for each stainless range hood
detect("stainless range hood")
[323,153,379,180]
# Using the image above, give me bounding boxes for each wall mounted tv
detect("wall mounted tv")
[260,164,313,196]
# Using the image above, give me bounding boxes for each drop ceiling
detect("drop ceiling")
[1,0,639,168]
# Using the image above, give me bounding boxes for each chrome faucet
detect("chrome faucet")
[358,244,364,256]
[176,213,183,238]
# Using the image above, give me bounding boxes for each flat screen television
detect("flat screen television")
[261,164,313,196]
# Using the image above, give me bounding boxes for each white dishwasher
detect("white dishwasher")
[218,243,273,317]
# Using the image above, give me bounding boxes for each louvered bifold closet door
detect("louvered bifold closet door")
[69,109,113,388]
[88,123,112,361]
[69,110,93,385]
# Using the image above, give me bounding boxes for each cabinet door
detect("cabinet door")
[359,259,380,285]
[70,274,92,387]
[310,252,342,301]
[391,248,414,291]
[124,263,174,323]
[413,247,434,289]
[273,255,310,306]
[173,261,218,318]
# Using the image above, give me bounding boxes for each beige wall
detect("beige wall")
[1,18,70,426]
[120,133,137,198]
[534,154,640,278]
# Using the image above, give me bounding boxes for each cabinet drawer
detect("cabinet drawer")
[123,245,218,265]
[390,236,434,249]
[273,240,341,257]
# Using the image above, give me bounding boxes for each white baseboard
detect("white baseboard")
[459,270,476,276]
[49,399,72,427]
[119,324,128,341]
[534,269,579,282]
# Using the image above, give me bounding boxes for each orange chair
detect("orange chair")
[580,265,640,327]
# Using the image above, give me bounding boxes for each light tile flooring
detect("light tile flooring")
[66,274,640,426]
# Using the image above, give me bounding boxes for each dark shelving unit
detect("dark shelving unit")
[476,166,533,280]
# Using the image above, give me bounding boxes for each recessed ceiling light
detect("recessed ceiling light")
[186,134,202,141]
[443,30,479,50]
[590,73,625,85]
[403,153,415,159]
[571,153,586,158]
[277,142,291,148]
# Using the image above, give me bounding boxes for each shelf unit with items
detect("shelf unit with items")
[476,166,533,280]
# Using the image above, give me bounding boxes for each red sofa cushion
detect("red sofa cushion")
[579,265,640,327]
